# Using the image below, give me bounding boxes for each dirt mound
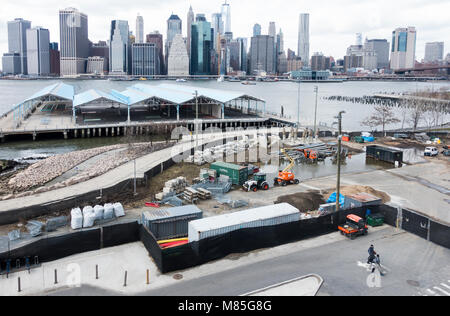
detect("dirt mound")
[275,190,326,212]
[324,185,390,203]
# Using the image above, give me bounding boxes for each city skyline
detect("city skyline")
[0,0,449,62]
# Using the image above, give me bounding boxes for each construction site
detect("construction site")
[0,92,449,295]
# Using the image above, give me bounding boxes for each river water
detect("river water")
[0,79,448,161]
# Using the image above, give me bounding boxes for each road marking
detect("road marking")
[433,286,450,296]
[426,289,436,295]
[441,283,450,290]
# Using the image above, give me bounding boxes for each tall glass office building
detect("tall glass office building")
[297,13,310,66]
[59,8,89,76]
[110,20,130,75]
[26,27,50,76]
[131,43,157,76]
[7,18,31,74]
[390,27,416,70]
[190,16,212,75]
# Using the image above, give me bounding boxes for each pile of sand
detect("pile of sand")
[275,190,326,212]
[324,185,390,203]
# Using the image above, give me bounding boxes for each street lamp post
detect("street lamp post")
[194,90,199,150]
[335,111,345,212]
[313,86,318,138]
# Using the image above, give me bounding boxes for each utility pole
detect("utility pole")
[194,90,199,150]
[313,86,318,138]
[133,159,137,196]
[335,111,345,212]
[297,78,301,129]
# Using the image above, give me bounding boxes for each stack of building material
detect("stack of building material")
[197,188,212,200]
[182,187,200,203]
[156,177,188,201]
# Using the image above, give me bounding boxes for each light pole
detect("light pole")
[194,90,199,150]
[335,111,345,212]
[313,86,318,138]
[297,78,301,129]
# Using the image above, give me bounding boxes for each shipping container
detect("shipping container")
[344,193,382,209]
[142,205,203,240]
[188,203,300,242]
[366,145,403,165]
[210,162,249,185]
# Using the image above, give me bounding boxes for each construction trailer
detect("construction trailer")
[210,162,249,186]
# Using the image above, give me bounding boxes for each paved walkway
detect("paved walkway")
[0,129,275,214]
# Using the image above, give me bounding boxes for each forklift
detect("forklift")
[274,149,300,186]
[243,173,270,192]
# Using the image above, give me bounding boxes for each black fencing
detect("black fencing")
[0,228,101,271]
[140,207,370,273]
[102,221,140,248]
[377,204,399,227]
[0,221,140,272]
[402,209,429,240]
[429,221,450,249]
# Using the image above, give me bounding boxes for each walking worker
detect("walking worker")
[367,244,377,264]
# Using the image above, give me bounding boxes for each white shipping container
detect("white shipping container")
[188,203,300,242]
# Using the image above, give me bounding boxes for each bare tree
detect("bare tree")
[361,105,400,136]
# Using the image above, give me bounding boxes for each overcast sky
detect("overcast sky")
[1,0,449,60]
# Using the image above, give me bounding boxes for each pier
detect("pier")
[0,82,300,143]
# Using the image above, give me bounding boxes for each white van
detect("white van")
[424,147,439,157]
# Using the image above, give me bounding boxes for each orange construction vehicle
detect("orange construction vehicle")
[338,214,368,240]
[303,148,318,160]
[274,149,300,186]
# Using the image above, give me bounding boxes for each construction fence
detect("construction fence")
[1,204,448,275]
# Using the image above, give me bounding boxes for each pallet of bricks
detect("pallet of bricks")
[155,177,188,201]
[182,187,200,203]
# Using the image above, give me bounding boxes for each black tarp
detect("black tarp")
[402,209,429,240]
[102,221,140,248]
[429,221,450,249]
[0,228,101,270]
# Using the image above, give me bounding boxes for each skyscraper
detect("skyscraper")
[253,24,261,37]
[132,43,157,76]
[277,29,284,54]
[268,22,276,38]
[364,39,390,69]
[136,14,144,44]
[167,33,189,76]
[221,1,231,34]
[250,35,275,75]
[59,8,89,76]
[49,42,60,76]
[110,20,130,75]
[146,32,164,75]
[424,42,444,63]
[190,16,212,75]
[390,27,416,70]
[26,27,50,76]
[187,6,194,56]
[90,41,109,72]
[165,14,182,72]
[211,13,224,50]
[298,13,310,66]
[7,18,31,74]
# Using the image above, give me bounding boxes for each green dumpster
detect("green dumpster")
[366,213,384,227]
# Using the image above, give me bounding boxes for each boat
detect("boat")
[242,81,256,85]
[217,75,225,82]
[176,79,187,82]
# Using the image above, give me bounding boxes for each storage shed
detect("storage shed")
[210,162,248,185]
[188,203,300,242]
[142,205,203,240]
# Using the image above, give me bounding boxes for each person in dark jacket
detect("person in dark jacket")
[367,245,377,264]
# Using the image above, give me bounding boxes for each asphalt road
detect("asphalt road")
[49,227,450,296]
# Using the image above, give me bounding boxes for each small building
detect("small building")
[210,161,248,185]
